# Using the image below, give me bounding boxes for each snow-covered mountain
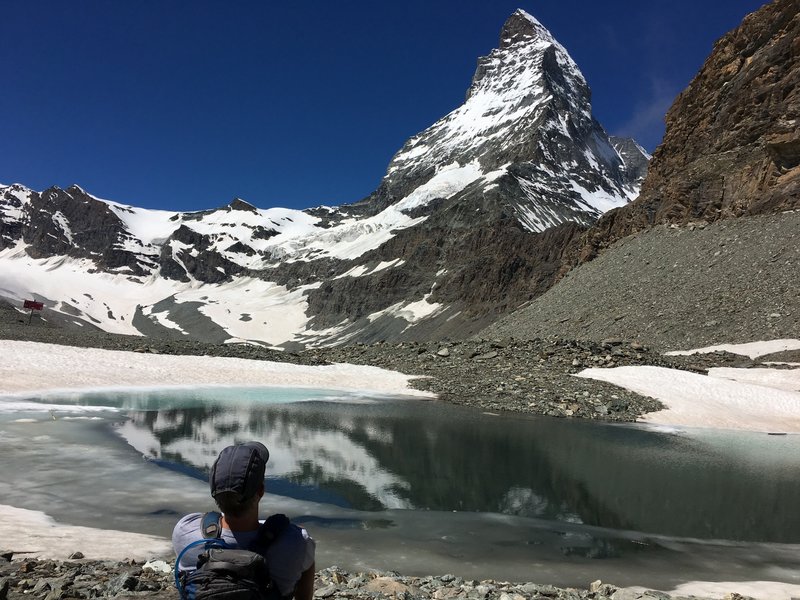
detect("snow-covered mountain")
[0,10,648,348]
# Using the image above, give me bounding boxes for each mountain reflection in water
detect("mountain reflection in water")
[109,388,800,544]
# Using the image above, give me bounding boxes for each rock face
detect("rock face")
[486,0,800,349]
[572,0,800,263]
[0,184,154,276]
[0,10,646,347]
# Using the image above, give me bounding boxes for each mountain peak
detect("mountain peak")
[66,184,87,194]
[499,9,556,49]
[228,198,258,212]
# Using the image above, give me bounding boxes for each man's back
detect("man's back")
[172,442,315,600]
[173,512,315,598]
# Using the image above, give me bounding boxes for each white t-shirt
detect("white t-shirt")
[173,512,315,597]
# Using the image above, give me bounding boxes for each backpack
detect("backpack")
[175,511,290,600]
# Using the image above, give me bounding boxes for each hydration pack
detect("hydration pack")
[175,511,290,600]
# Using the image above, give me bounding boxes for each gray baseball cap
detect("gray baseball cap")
[210,441,270,500]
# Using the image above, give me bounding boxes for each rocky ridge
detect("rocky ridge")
[567,0,799,266]
[0,555,757,600]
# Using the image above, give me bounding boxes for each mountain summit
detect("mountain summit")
[0,10,647,347]
[359,9,645,231]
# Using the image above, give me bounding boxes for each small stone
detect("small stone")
[19,561,35,573]
[640,591,672,599]
[331,571,346,584]
[109,573,138,594]
[68,551,84,560]
[608,589,642,600]
[366,577,419,597]
[314,584,338,598]
[437,347,451,357]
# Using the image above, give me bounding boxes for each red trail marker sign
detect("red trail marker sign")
[23,299,44,324]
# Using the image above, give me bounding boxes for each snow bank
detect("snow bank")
[666,339,800,359]
[0,340,432,398]
[577,365,800,433]
[0,504,171,561]
[708,366,800,392]
[664,580,800,600]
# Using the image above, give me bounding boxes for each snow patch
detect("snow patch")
[576,364,800,433]
[367,295,444,328]
[394,161,483,212]
[0,504,171,561]
[666,339,800,360]
[0,341,433,398]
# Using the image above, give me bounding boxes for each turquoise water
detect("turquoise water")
[1,386,799,589]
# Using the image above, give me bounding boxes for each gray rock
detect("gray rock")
[314,584,339,598]
[109,572,139,595]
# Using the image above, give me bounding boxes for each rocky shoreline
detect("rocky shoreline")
[0,302,766,423]
[0,554,754,600]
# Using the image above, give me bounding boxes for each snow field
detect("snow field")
[578,339,800,433]
[0,340,433,398]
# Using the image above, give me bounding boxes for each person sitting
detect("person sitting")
[172,441,315,600]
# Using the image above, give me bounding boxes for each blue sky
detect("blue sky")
[1,1,766,212]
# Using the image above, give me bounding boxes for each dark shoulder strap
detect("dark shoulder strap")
[201,511,223,539]
[250,513,290,551]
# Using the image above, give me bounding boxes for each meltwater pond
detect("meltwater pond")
[1,386,799,591]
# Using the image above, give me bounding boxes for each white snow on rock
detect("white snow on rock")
[366,295,444,328]
[393,161,483,212]
[666,339,800,359]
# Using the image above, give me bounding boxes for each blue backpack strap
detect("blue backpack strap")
[174,512,227,598]
[201,511,223,539]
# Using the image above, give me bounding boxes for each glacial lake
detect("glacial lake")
[1,386,799,591]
